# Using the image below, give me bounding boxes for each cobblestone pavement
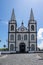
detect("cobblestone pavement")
[0,53,43,65]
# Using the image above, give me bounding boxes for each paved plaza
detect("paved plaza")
[0,53,43,65]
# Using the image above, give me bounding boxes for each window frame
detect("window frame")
[31,34,34,40]
[18,34,21,40]
[31,44,35,51]
[11,25,14,31]
[31,25,34,31]
[10,34,14,40]
[24,35,27,40]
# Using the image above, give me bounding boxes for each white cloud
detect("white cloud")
[38,41,43,49]
[37,28,43,39]
[37,28,43,49]
[1,21,8,25]
[4,21,8,25]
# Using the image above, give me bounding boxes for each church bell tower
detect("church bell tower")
[28,8,37,51]
[8,9,17,51]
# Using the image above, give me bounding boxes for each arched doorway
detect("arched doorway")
[19,43,26,53]
[31,44,35,51]
[10,44,14,51]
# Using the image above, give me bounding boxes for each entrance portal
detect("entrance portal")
[19,43,26,53]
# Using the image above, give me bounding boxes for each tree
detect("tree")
[3,44,6,51]
[0,40,1,42]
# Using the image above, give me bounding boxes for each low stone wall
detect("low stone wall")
[0,51,16,54]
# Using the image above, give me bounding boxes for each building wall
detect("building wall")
[16,33,29,52]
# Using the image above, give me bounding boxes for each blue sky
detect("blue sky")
[0,0,43,49]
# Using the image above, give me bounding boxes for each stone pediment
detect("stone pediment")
[18,22,28,32]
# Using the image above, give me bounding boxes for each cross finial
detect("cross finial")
[21,20,24,25]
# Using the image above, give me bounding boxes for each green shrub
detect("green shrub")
[0,48,9,51]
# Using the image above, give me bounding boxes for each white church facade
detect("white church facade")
[8,8,37,53]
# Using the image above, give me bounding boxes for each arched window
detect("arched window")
[11,25,14,31]
[31,34,34,40]
[31,25,34,31]
[24,35,27,40]
[31,44,35,51]
[10,35,14,40]
[18,35,21,40]
[10,44,14,51]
